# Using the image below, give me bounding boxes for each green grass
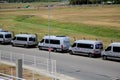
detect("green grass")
[0,5,120,46]
[1,14,120,39]
[13,15,120,40]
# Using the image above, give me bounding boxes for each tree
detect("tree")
[69,0,120,5]
[69,0,88,5]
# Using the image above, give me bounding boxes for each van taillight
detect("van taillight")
[94,50,96,54]
[61,45,64,49]
[3,38,5,42]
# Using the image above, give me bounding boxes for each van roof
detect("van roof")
[0,31,11,34]
[74,40,102,44]
[110,42,120,46]
[15,34,36,37]
[43,35,69,40]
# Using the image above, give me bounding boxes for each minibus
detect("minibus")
[0,31,12,44]
[69,40,103,57]
[38,36,70,52]
[11,34,37,48]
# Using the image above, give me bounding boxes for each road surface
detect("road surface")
[0,45,120,80]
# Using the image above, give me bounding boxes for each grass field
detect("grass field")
[0,4,120,47]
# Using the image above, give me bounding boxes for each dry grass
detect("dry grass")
[0,5,120,47]
[0,64,52,80]
[51,6,120,28]
[0,5,120,28]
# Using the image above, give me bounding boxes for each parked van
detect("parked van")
[38,36,70,52]
[101,42,120,60]
[0,31,12,44]
[11,34,37,48]
[69,40,103,57]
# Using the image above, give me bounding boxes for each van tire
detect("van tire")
[38,46,42,50]
[53,49,57,52]
[69,50,74,55]
[102,55,107,60]
[89,53,93,58]
[24,44,28,48]
[11,43,15,47]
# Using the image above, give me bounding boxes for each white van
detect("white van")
[69,40,103,57]
[101,42,120,60]
[11,34,37,48]
[0,31,12,44]
[38,36,70,52]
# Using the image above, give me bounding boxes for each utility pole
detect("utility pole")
[48,0,51,73]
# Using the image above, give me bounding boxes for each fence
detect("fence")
[0,73,25,80]
[0,50,56,80]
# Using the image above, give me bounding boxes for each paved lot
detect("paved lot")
[0,45,120,80]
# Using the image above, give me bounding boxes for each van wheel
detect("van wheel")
[11,43,15,47]
[89,53,93,58]
[102,55,107,60]
[24,44,28,48]
[53,49,57,52]
[38,46,42,50]
[69,50,74,55]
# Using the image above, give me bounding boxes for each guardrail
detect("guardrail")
[0,50,56,80]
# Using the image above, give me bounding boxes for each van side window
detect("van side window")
[45,39,60,44]
[17,37,27,41]
[50,40,60,45]
[77,43,93,49]
[72,43,76,47]
[105,46,111,51]
[5,34,11,38]
[0,34,3,38]
[45,39,49,44]
[113,47,120,52]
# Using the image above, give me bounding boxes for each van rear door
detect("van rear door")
[95,44,103,54]
[0,34,3,42]
[63,40,70,49]
[5,34,12,42]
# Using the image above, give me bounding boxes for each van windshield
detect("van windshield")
[105,46,111,51]
[0,34,3,38]
[40,39,44,43]
[72,43,76,47]
[5,34,11,38]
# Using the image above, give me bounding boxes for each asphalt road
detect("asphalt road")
[0,45,120,80]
